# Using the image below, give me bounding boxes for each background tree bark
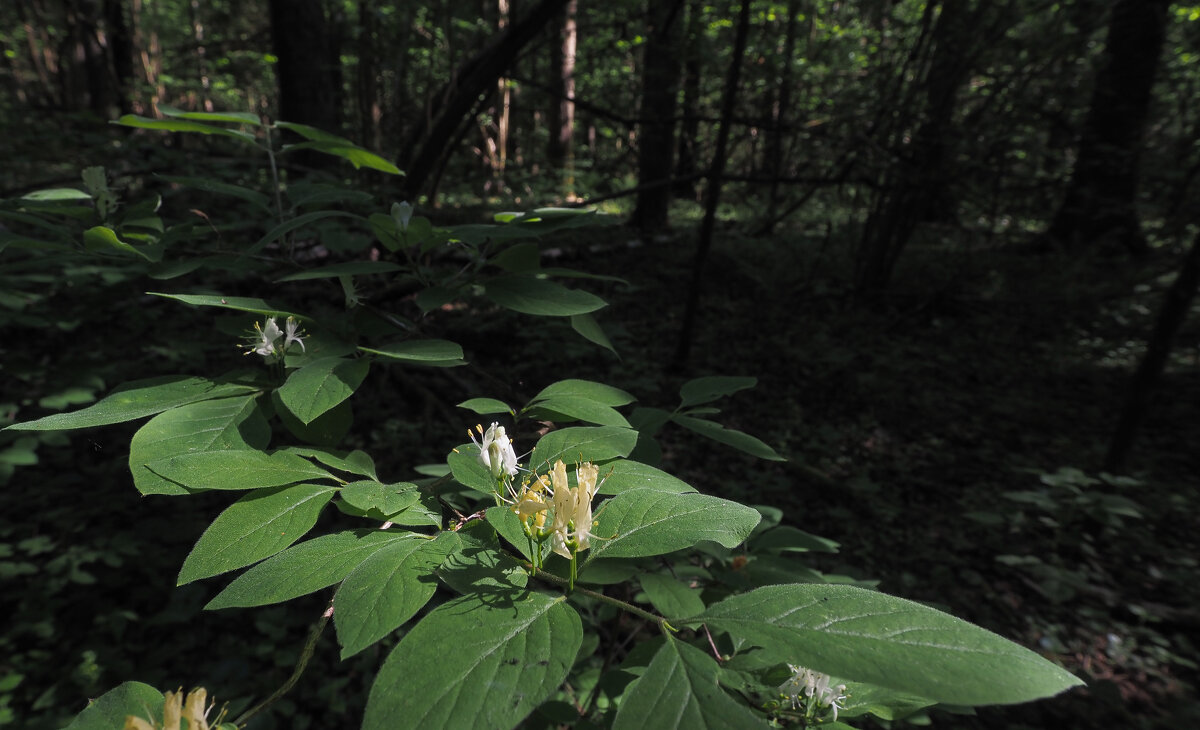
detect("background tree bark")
[1046,0,1170,256]
[630,0,685,232]
[269,0,342,135]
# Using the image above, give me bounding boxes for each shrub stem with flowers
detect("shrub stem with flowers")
[1,110,1085,730]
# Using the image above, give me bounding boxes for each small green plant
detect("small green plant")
[2,110,1082,729]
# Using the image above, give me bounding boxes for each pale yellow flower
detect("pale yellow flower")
[124,687,213,730]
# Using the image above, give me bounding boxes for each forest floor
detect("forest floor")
[3,187,1199,728]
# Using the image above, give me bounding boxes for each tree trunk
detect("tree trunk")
[672,0,752,369]
[269,0,342,133]
[104,0,134,112]
[673,2,701,200]
[1104,232,1200,473]
[356,1,381,152]
[854,0,981,300]
[761,0,801,235]
[546,0,577,197]
[630,0,685,232]
[399,0,569,199]
[1046,0,1170,256]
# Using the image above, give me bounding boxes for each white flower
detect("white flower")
[250,318,283,358]
[394,201,413,231]
[780,664,848,721]
[470,422,518,479]
[243,316,306,361]
[283,316,307,352]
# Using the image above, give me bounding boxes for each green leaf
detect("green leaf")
[22,187,92,202]
[362,591,582,730]
[277,357,369,425]
[340,481,420,516]
[64,681,164,730]
[448,444,495,495]
[178,483,336,584]
[273,393,353,447]
[485,505,535,562]
[275,261,403,281]
[531,379,633,406]
[149,292,301,318]
[524,395,630,428]
[248,210,364,254]
[206,529,412,610]
[81,226,154,260]
[585,490,761,564]
[360,339,466,367]
[679,376,757,407]
[639,573,706,620]
[570,313,617,354]
[283,140,403,174]
[335,531,461,658]
[144,450,334,492]
[113,114,258,142]
[598,460,695,495]
[6,375,258,431]
[159,105,262,125]
[750,525,840,554]
[613,638,769,730]
[836,682,936,721]
[281,447,378,480]
[483,274,606,316]
[689,584,1085,706]
[529,426,637,470]
[438,527,530,594]
[457,398,512,416]
[671,415,785,461]
[129,396,270,496]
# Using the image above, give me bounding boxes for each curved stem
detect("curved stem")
[524,562,675,633]
[234,600,331,727]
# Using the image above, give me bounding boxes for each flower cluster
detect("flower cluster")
[242,316,306,363]
[125,687,224,730]
[508,459,600,562]
[779,664,848,722]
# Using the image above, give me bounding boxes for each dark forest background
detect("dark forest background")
[1,0,1199,728]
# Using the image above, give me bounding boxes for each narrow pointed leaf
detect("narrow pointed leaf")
[457,398,512,415]
[178,483,336,584]
[149,292,300,318]
[524,395,630,428]
[570,312,617,353]
[531,379,635,406]
[113,114,258,142]
[598,460,694,495]
[671,415,785,461]
[206,529,413,609]
[690,584,1084,706]
[362,591,582,730]
[335,531,461,658]
[483,273,606,316]
[144,450,334,491]
[678,376,757,407]
[6,376,257,431]
[585,489,760,564]
[613,638,769,730]
[360,339,465,367]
